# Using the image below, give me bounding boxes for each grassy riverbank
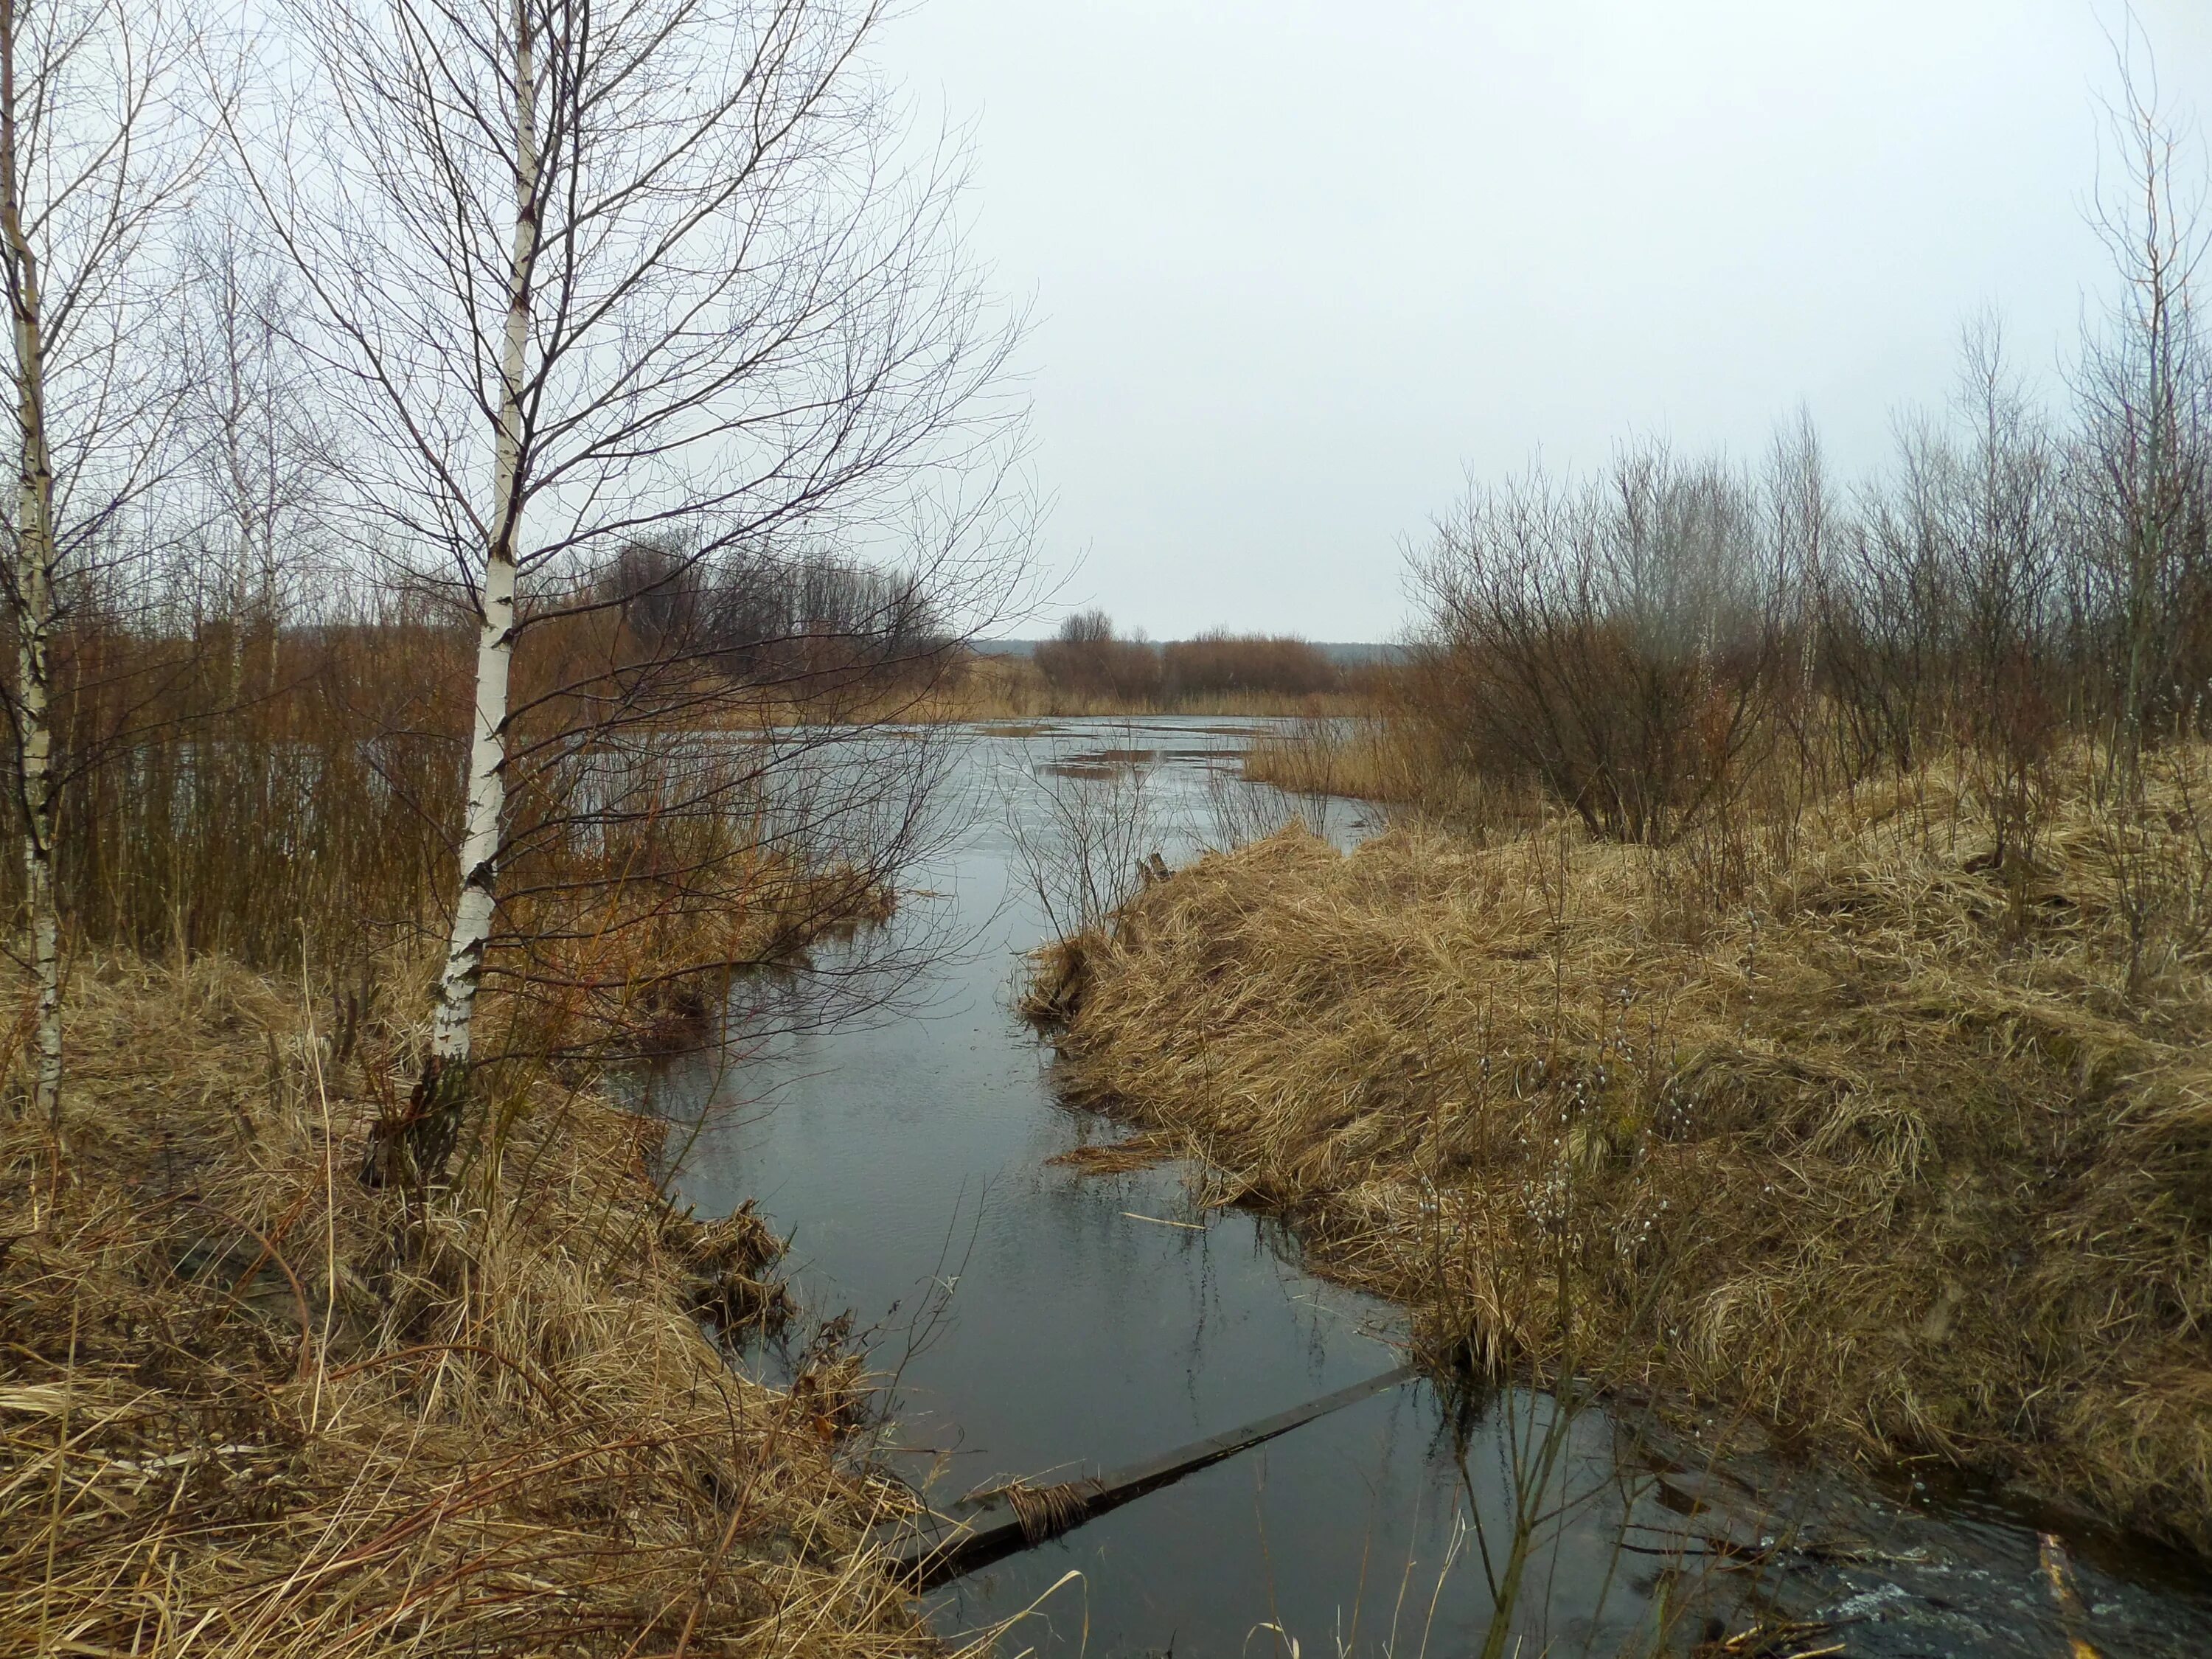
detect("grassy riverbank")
[1,956,920,1657]
[1032,747,2212,1555]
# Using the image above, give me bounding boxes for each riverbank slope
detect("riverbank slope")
[1032,750,2212,1556]
[1,956,920,1656]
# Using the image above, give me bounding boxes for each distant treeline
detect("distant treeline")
[1031,611,1353,703]
[598,538,956,700]
[976,636,1400,667]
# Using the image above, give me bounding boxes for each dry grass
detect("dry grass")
[1241,718,1408,800]
[1243,717,1502,824]
[1036,745,2212,1555]
[1,955,928,1658]
[1044,1133,1182,1175]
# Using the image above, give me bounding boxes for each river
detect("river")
[659,716,2212,1658]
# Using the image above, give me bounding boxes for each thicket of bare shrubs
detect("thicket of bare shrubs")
[1031,609,1168,703]
[1029,608,1346,709]
[1399,313,2208,858]
[1163,628,1343,698]
[12,554,959,1060]
[1349,80,2212,856]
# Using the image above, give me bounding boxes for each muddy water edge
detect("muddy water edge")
[655,717,2212,1658]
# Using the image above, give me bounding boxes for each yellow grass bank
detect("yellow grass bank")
[1,957,921,1657]
[1032,752,2212,1555]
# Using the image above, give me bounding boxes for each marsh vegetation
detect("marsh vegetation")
[3,0,2210,1653]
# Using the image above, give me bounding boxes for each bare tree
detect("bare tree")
[2075,37,2212,786]
[0,0,208,1126]
[173,212,335,699]
[236,0,1027,1178]
[1766,404,1829,727]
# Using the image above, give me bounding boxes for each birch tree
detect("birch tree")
[0,0,206,1127]
[241,0,1026,1182]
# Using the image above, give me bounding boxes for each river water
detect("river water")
[661,716,2212,1658]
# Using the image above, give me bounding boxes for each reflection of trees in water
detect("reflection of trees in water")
[1002,720,1359,946]
[1004,728,1168,941]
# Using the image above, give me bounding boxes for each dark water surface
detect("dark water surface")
[663,717,2212,1658]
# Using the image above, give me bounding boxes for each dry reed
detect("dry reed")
[1036,745,2212,1555]
[1,953,928,1657]
[1242,716,1533,838]
[1242,718,1430,804]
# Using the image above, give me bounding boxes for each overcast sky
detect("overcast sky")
[883,1,2212,641]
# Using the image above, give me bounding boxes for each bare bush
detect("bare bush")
[1005,733,1164,944]
[1162,630,1340,700]
[1407,445,1784,845]
[1032,608,1164,703]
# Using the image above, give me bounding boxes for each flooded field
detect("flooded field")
[660,717,2212,1658]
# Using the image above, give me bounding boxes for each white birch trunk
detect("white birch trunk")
[13,371,56,1125]
[428,0,538,1070]
[0,0,60,1126]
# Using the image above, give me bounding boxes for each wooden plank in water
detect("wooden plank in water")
[894,1361,1415,1589]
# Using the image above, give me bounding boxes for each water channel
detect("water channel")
[660,716,2212,1658]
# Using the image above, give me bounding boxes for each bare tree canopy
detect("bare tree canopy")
[243,0,1023,605]
[212,0,1032,1177]
[0,0,213,1127]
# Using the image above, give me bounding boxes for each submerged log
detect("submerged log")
[894,1363,1413,1589]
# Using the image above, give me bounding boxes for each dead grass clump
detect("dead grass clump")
[669,1199,799,1338]
[1046,1132,1185,1175]
[1,955,924,1658]
[787,1316,875,1444]
[1035,748,2212,1555]
[1016,932,1097,1025]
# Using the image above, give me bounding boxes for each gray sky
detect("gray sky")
[889,1,2212,642]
